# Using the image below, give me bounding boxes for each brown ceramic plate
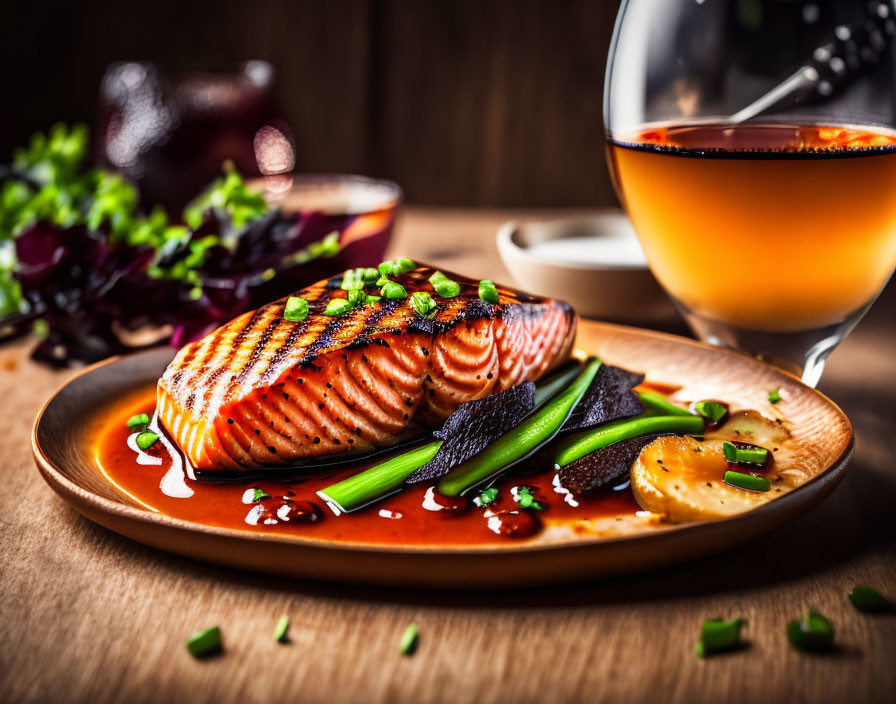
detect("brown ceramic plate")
[32,320,853,588]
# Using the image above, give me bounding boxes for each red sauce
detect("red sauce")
[93,386,640,546]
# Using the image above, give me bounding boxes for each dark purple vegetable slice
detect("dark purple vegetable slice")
[556,433,668,494]
[405,381,536,484]
[561,364,645,433]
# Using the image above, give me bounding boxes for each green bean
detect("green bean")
[637,389,694,417]
[552,413,706,467]
[436,358,602,497]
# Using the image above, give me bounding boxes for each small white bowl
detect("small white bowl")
[496,210,675,324]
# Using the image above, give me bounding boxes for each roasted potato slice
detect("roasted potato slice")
[631,435,777,522]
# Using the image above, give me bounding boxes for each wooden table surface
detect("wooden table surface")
[2,208,894,704]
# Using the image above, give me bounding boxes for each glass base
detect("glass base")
[672,299,875,388]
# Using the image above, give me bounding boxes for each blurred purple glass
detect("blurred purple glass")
[97,60,292,213]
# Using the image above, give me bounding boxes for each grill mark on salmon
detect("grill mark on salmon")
[158,265,576,472]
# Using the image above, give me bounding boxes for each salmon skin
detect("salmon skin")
[157,265,576,472]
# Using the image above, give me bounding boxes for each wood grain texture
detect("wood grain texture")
[2,210,895,704]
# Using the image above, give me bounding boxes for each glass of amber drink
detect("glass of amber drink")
[605,0,896,386]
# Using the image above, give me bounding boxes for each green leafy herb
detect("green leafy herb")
[274,615,290,642]
[284,296,309,322]
[136,431,159,451]
[695,618,746,657]
[324,299,352,316]
[848,586,890,612]
[410,291,437,317]
[183,164,268,229]
[786,608,834,651]
[693,400,727,423]
[768,389,782,404]
[252,488,270,502]
[186,626,222,657]
[126,413,151,431]
[399,622,419,656]
[723,470,770,492]
[722,441,768,466]
[429,271,461,298]
[478,279,499,304]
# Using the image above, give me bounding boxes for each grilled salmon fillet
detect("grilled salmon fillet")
[157,265,576,472]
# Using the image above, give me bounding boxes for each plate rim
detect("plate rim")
[32,321,855,558]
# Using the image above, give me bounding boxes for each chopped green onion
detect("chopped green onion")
[399,622,419,656]
[437,358,602,496]
[376,275,392,287]
[252,488,270,502]
[637,390,694,417]
[324,299,352,316]
[695,618,746,657]
[377,262,395,277]
[340,268,365,291]
[398,257,416,273]
[478,279,499,304]
[136,431,159,451]
[318,441,442,512]
[284,296,309,322]
[126,413,151,431]
[722,441,768,466]
[381,282,407,299]
[186,626,222,657]
[552,414,705,467]
[515,486,543,511]
[347,289,366,307]
[723,470,770,492]
[365,294,382,304]
[274,615,290,642]
[787,608,834,651]
[848,586,890,612]
[429,271,461,298]
[477,487,499,506]
[361,267,380,284]
[768,389,782,404]
[410,291,437,317]
[693,400,727,423]
[378,258,415,278]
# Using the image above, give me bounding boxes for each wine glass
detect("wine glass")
[605,0,896,386]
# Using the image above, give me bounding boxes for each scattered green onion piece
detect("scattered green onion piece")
[515,486,543,511]
[318,441,442,512]
[340,268,364,291]
[361,267,380,284]
[637,390,694,417]
[324,299,352,316]
[693,400,727,423]
[377,262,395,277]
[477,487,499,506]
[429,271,461,298]
[478,279,499,304]
[722,470,770,492]
[722,441,768,465]
[848,586,890,612]
[347,289,367,307]
[695,618,746,658]
[397,257,416,273]
[364,294,382,304]
[376,275,392,287]
[136,431,159,451]
[274,615,290,642]
[400,622,419,656]
[552,413,705,467]
[252,488,270,502]
[381,282,407,299]
[284,296,309,322]
[126,413,151,431]
[769,389,782,404]
[411,291,438,317]
[186,626,222,657]
[787,608,834,651]
[378,259,415,277]
[437,358,602,497]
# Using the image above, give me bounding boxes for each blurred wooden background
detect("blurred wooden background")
[1,0,622,207]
